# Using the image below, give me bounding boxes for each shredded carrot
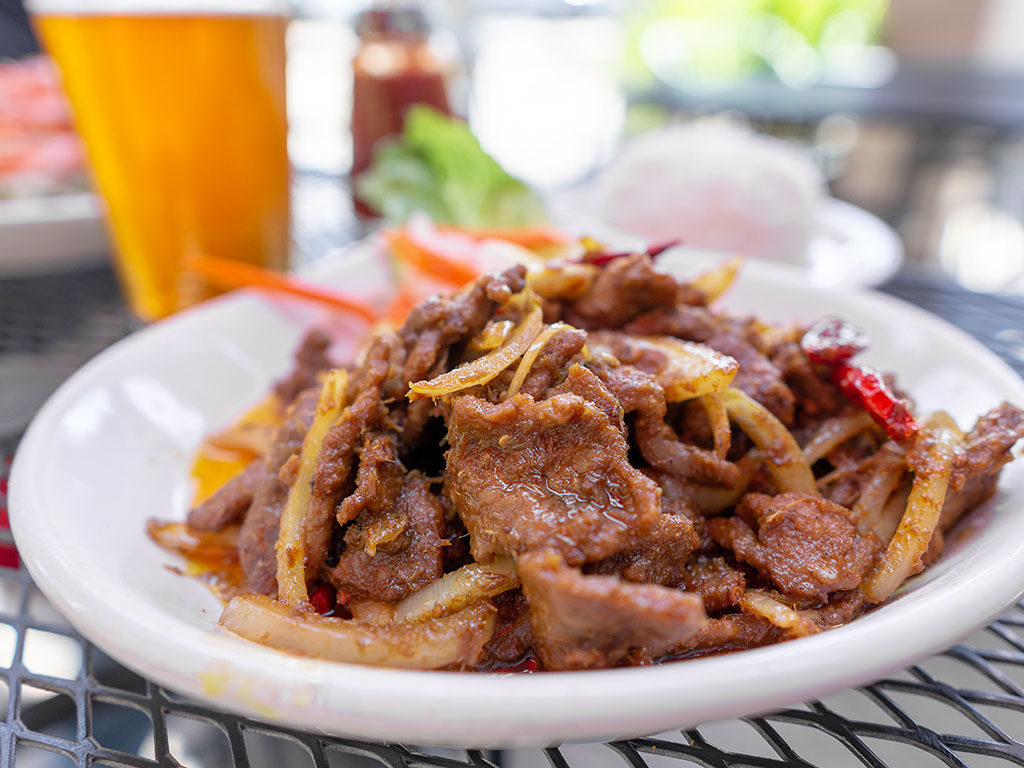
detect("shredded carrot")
[434,225,570,250]
[384,229,482,287]
[185,254,379,323]
[384,284,421,327]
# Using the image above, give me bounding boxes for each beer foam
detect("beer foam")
[27,0,287,13]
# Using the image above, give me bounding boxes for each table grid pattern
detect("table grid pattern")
[2,263,1023,767]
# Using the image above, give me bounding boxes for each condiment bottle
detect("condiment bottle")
[350,2,452,179]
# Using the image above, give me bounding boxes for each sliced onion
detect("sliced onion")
[408,301,544,401]
[739,590,819,638]
[852,445,908,536]
[721,388,817,494]
[802,411,877,464]
[504,323,571,400]
[527,261,596,300]
[860,422,961,604]
[702,391,731,459]
[689,256,744,303]
[394,557,519,623]
[466,319,515,353]
[275,370,349,607]
[635,336,739,402]
[147,520,239,561]
[347,600,397,625]
[206,393,282,457]
[220,594,496,669]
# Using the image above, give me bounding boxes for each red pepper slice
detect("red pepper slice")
[832,363,919,441]
[308,581,337,615]
[801,317,868,365]
[490,655,540,674]
[581,238,681,267]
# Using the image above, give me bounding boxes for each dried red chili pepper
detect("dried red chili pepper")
[832,363,919,441]
[581,238,681,267]
[801,317,868,365]
[308,581,337,615]
[491,655,540,674]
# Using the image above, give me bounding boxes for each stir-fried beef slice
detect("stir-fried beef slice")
[238,387,319,594]
[951,403,1024,492]
[549,364,624,432]
[398,265,527,378]
[329,472,446,602]
[519,549,705,670]
[589,513,700,587]
[772,340,845,422]
[564,254,682,329]
[336,434,405,529]
[623,305,716,342]
[681,556,746,612]
[445,392,660,566]
[927,404,1024,549]
[515,327,588,400]
[188,459,269,532]
[402,327,444,386]
[273,328,332,404]
[813,589,866,628]
[673,400,715,449]
[303,336,395,578]
[479,589,535,665]
[706,331,795,425]
[596,362,743,488]
[672,612,782,658]
[708,492,882,602]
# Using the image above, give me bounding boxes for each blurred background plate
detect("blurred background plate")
[0,192,109,276]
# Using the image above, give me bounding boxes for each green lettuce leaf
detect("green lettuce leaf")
[356,106,548,228]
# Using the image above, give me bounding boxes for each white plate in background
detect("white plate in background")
[0,192,109,275]
[9,244,1024,747]
[551,193,903,288]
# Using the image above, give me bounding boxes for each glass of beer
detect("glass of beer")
[29,0,290,321]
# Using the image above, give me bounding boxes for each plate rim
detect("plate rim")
[9,253,1024,747]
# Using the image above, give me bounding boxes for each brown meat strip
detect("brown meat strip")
[398,266,527,384]
[304,335,395,579]
[672,613,782,658]
[519,549,706,670]
[188,459,268,532]
[329,471,446,602]
[445,392,660,566]
[238,387,319,594]
[273,328,332,404]
[771,340,845,422]
[565,254,682,329]
[589,513,700,587]
[515,327,588,400]
[623,305,716,342]
[707,492,882,602]
[549,364,624,432]
[706,330,795,425]
[680,556,747,612]
[597,362,743,488]
[951,403,1024,492]
[479,589,535,666]
[926,403,1024,560]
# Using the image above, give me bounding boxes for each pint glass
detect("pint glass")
[30,0,290,321]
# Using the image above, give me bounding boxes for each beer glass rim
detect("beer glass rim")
[27,0,288,14]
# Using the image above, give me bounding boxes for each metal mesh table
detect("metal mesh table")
[2,262,1024,768]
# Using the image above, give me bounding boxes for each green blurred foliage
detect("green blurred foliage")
[623,0,889,88]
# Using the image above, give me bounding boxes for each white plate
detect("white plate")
[9,245,1024,748]
[0,192,109,275]
[550,193,903,288]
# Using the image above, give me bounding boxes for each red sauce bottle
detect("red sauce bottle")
[350,4,452,179]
